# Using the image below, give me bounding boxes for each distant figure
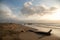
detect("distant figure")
[27,29,52,36]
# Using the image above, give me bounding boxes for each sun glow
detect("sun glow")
[49,9,60,20]
[41,8,60,20]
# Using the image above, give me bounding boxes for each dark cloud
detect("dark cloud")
[21,7,35,16]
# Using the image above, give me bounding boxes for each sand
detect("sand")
[0,23,60,40]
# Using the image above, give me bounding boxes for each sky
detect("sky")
[0,0,60,23]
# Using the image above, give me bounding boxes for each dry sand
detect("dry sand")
[0,23,60,40]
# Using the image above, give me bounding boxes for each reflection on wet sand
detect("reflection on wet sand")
[25,24,60,38]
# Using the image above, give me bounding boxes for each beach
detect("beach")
[0,23,60,40]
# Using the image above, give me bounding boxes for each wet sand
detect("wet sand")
[0,23,60,40]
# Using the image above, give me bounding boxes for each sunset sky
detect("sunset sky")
[0,0,60,23]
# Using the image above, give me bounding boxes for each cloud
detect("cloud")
[20,1,58,20]
[21,3,57,16]
[24,2,32,7]
[0,4,20,23]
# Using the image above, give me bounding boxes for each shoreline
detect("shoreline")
[0,23,60,40]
